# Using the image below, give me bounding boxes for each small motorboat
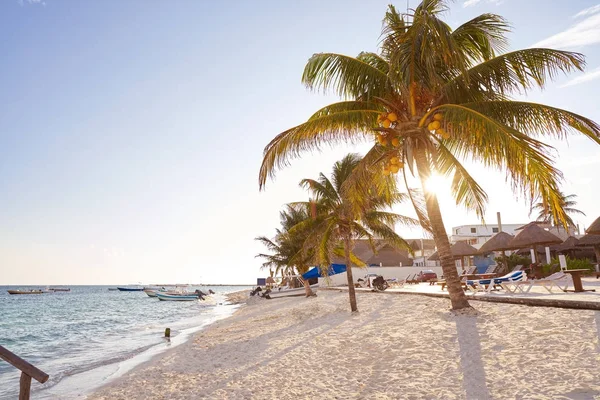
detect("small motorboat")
[144,289,158,297]
[7,289,46,295]
[267,284,319,299]
[156,292,200,301]
[48,288,70,292]
[117,287,144,292]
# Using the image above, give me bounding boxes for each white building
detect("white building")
[450,222,575,249]
[450,223,525,249]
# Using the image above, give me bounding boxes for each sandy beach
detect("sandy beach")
[87,289,600,399]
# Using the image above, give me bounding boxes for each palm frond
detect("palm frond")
[302,53,390,99]
[451,14,509,62]
[441,48,585,103]
[259,108,379,189]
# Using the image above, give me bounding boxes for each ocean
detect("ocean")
[0,285,250,399]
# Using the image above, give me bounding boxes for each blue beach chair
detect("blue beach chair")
[467,270,527,293]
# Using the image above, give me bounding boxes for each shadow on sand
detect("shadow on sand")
[455,314,491,400]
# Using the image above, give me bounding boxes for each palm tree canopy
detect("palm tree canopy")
[259,1,600,229]
[297,153,418,268]
[531,191,585,227]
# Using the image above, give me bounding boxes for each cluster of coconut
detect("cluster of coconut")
[376,112,401,147]
[426,113,450,139]
[383,156,403,176]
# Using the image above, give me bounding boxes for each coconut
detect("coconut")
[391,137,400,147]
[382,119,391,129]
[428,121,441,131]
[388,113,398,122]
[433,113,444,121]
[390,164,400,174]
[390,156,400,165]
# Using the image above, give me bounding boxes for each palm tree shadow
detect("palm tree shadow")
[454,314,491,400]
[595,311,600,353]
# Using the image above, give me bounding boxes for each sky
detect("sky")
[1,0,600,285]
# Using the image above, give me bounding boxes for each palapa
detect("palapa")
[586,216,600,235]
[478,232,515,254]
[508,223,563,248]
[554,236,580,252]
[428,241,478,261]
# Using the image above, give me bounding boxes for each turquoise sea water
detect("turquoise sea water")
[0,285,250,399]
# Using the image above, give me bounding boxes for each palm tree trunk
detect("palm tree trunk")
[414,148,472,310]
[344,234,358,312]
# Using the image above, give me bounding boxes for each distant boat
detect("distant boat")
[108,288,119,291]
[7,289,46,295]
[48,288,70,292]
[117,287,144,292]
[144,289,158,297]
[156,292,200,301]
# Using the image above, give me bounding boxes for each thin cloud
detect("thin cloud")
[463,0,503,7]
[560,67,600,87]
[534,7,600,49]
[18,0,46,5]
[573,4,600,18]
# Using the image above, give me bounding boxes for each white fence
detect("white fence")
[318,265,461,287]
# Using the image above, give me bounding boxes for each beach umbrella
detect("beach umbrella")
[428,241,478,268]
[508,223,562,264]
[554,236,580,253]
[577,234,600,266]
[586,216,600,235]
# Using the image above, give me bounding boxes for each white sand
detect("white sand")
[88,290,600,399]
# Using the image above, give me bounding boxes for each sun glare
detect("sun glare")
[424,174,448,195]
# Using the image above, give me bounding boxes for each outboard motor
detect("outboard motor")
[194,289,206,300]
[208,289,215,295]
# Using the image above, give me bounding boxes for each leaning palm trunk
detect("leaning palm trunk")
[415,148,471,310]
[344,235,358,312]
[302,276,315,297]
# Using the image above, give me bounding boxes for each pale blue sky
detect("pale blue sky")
[1,0,599,284]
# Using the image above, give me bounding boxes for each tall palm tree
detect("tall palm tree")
[531,192,585,228]
[259,1,600,310]
[256,204,317,296]
[297,153,417,312]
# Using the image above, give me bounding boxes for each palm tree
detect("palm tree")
[531,192,585,229]
[256,204,317,296]
[297,153,416,312]
[259,1,600,310]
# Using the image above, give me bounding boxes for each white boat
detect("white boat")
[156,292,200,301]
[144,289,158,297]
[267,284,319,299]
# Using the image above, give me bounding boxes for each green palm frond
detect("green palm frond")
[435,142,488,218]
[302,53,389,99]
[462,101,600,144]
[451,14,509,62]
[441,48,585,103]
[259,109,378,189]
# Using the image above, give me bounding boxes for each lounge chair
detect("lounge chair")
[501,271,570,294]
[436,267,476,291]
[467,270,527,293]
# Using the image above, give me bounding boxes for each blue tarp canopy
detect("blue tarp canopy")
[302,264,347,280]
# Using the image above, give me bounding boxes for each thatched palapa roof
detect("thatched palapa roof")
[509,223,562,248]
[586,216,600,235]
[554,236,580,252]
[428,241,478,261]
[478,232,515,254]
[577,234,600,247]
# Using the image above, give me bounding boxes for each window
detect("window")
[467,238,478,245]
[456,229,459,234]
[470,228,476,233]
[492,227,499,233]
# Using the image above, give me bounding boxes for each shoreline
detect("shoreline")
[35,290,250,400]
[86,289,600,399]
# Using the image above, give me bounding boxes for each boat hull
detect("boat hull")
[7,290,45,295]
[156,292,199,301]
[268,284,319,299]
[117,287,144,292]
[144,289,158,297]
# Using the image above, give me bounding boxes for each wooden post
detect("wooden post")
[19,372,32,400]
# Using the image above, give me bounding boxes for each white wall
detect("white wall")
[318,265,461,287]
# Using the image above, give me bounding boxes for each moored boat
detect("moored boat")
[144,289,158,297]
[156,292,200,301]
[7,289,46,295]
[267,284,319,299]
[117,287,144,292]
